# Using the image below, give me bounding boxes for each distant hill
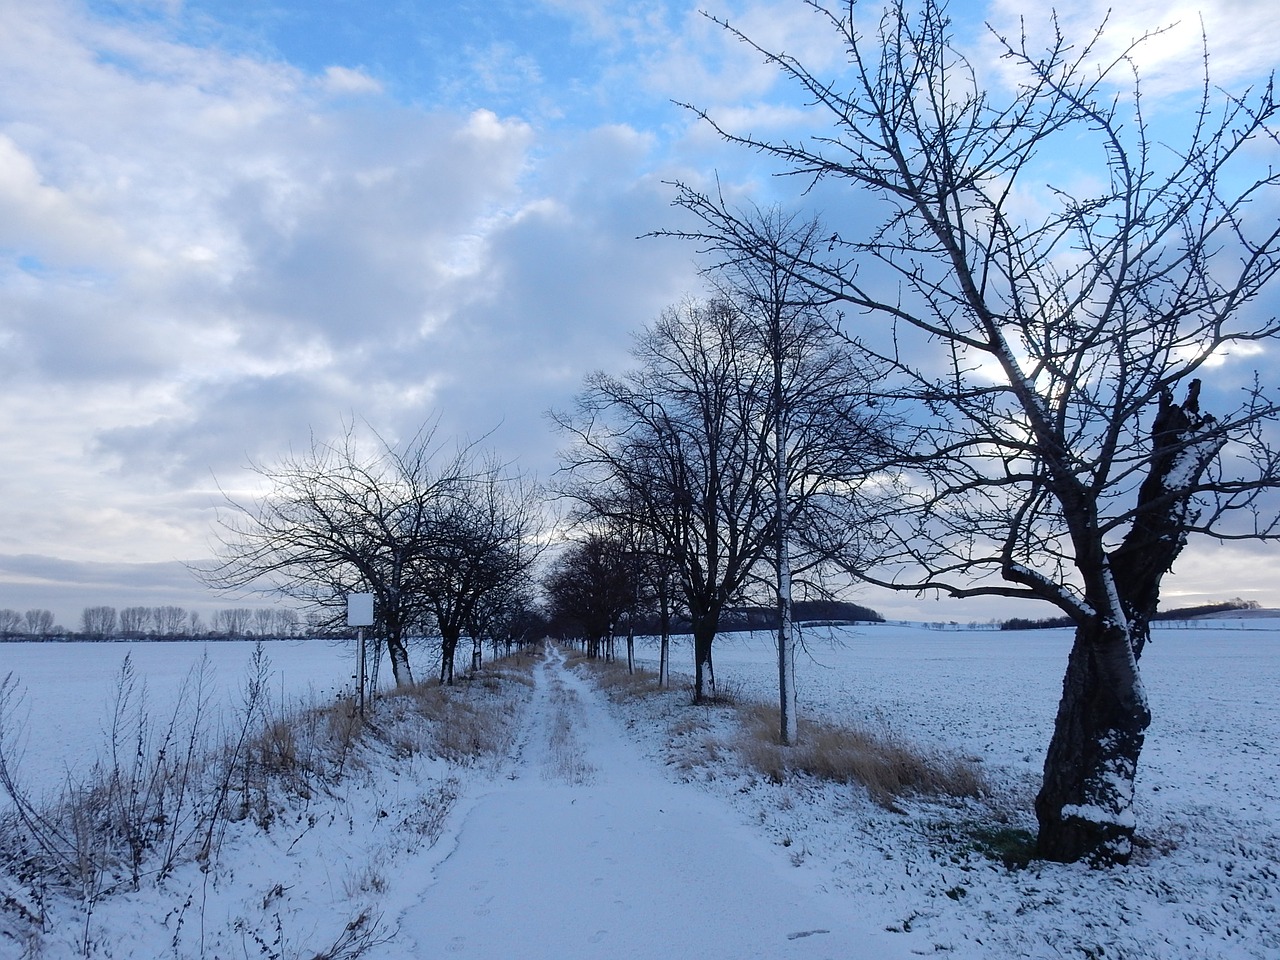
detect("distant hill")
[720,600,884,632]
[1000,598,1262,630]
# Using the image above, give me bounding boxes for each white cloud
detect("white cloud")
[0,0,700,599]
[320,65,383,96]
[984,0,1280,97]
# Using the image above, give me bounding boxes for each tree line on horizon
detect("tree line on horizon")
[0,605,305,641]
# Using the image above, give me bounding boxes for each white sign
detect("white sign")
[346,593,375,627]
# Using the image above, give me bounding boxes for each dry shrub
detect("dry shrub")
[433,698,508,761]
[245,697,368,799]
[696,677,745,707]
[595,667,662,701]
[737,704,985,809]
[253,715,302,776]
[400,682,450,723]
[671,734,727,775]
[484,647,541,685]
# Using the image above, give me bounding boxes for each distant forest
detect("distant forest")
[716,600,885,632]
[1000,599,1262,631]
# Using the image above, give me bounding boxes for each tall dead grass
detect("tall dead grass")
[736,703,986,809]
[543,673,595,784]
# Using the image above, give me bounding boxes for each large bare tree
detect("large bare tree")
[684,0,1280,863]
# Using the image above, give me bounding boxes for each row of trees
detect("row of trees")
[84,605,304,640]
[201,424,545,686]
[622,0,1280,868]
[550,278,890,736]
[0,609,55,639]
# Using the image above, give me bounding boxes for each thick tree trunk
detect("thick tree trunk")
[1035,617,1150,865]
[1036,382,1221,865]
[439,632,459,685]
[777,543,797,746]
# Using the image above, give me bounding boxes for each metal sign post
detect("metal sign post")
[346,593,375,716]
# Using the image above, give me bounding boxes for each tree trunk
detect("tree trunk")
[658,589,671,688]
[439,631,459,685]
[1034,616,1150,865]
[692,616,716,701]
[777,530,797,745]
[387,635,414,687]
[1036,382,1220,865]
[772,311,798,745]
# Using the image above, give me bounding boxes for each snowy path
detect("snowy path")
[378,646,908,960]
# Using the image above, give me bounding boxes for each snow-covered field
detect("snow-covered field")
[623,620,1280,958]
[0,621,1276,959]
[0,638,356,807]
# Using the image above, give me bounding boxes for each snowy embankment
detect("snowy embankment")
[0,641,537,959]
[612,621,1279,959]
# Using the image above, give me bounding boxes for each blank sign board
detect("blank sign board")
[346,593,375,627]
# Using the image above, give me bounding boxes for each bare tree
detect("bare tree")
[672,201,892,742]
[201,423,479,686]
[0,609,21,640]
[152,606,188,637]
[273,608,301,638]
[212,608,253,638]
[418,462,544,683]
[81,606,117,640]
[23,610,54,637]
[250,608,274,638]
[687,0,1280,863]
[118,606,152,638]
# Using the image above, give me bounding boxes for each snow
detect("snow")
[2,620,1278,959]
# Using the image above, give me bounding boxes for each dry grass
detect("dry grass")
[570,655,664,701]
[393,676,523,762]
[736,704,986,810]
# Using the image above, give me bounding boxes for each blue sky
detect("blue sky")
[1,0,1278,628]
